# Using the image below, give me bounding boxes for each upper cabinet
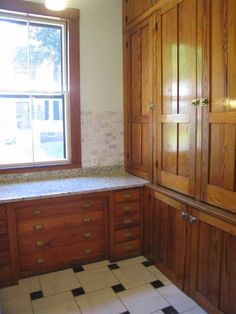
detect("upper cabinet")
[124,16,154,179]
[123,0,157,26]
[155,0,197,197]
[199,0,236,213]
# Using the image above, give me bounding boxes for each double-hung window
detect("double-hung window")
[0,1,81,171]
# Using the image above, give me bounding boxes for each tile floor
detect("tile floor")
[0,256,207,314]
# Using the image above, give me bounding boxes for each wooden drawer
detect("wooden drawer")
[18,224,105,255]
[0,220,8,235]
[114,239,141,258]
[115,212,141,230]
[17,210,104,236]
[0,250,10,267]
[114,188,141,203]
[19,240,105,272]
[0,265,12,288]
[0,234,9,251]
[115,226,141,243]
[115,201,140,217]
[0,206,6,220]
[16,198,105,220]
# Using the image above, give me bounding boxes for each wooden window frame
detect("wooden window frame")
[0,0,81,173]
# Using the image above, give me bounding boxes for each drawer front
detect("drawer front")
[0,250,10,267]
[16,198,105,220]
[115,226,141,243]
[114,239,141,258]
[18,224,105,255]
[0,266,12,288]
[115,212,141,230]
[0,221,8,235]
[114,189,141,203]
[17,210,105,235]
[115,201,140,217]
[19,240,105,271]
[0,234,9,251]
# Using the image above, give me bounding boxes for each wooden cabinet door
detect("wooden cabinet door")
[155,0,197,196]
[189,207,236,313]
[199,0,236,213]
[123,0,153,25]
[125,16,153,179]
[153,191,187,289]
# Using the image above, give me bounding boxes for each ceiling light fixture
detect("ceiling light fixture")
[45,0,66,11]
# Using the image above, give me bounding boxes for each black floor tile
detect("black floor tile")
[142,261,154,267]
[30,290,43,300]
[71,287,85,297]
[119,311,130,314]
[162,305,179,314]
[150,280,165,289]
[73,265,85,273]
[108,263,120,270]
[111,284,126,293]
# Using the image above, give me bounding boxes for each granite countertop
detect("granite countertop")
[0,171,148,204]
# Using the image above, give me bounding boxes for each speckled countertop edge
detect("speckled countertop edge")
[0,171,149,204]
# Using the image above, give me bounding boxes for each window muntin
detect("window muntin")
[0,13,70,168]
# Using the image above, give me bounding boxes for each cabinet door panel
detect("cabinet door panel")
[153,192,186,289]
[123,0,153,25]
[156,0,197,196]
[201,0,236,212]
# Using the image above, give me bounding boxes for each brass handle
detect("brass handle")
[35,240,48,247]
[147,104,155,112]
[33,224,44,231]
[85,248,92,254]
[37,258,45,264]
[125,245,132,252]
[189,215,197,224]
[125,232,132,238]
[83,202,91,208]
[191,99,200,107]
[83,232,92,238]
[33,209,41,215]
[123,206,132,212]
[180,212,189,221]
[83,217,91,223]
[200,98,209,107]
[123,219,132,224]
[124,193,131,199]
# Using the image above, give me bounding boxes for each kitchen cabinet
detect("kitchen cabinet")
[124,15,153,180]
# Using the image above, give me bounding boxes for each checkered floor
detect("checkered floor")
[0,256,207,314]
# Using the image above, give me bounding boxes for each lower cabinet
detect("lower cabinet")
[145,187,236,314]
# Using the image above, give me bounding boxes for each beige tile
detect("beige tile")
[39,269,80,297]
[0,276,40,301]
[112,263,156,289]
[1,295,33,314]
[118,284,169,314]
[117,256,147,268]
[83,260,109,271]
[75,287,126,314]
[32,291,81,314]
[76,267,119,293]
[147,266,171,285]
[158,284,198,313]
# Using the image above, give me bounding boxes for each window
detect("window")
[0,1,80,172]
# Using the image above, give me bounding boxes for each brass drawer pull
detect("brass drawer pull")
[33,209,41,215]
[85,248,92,254]
[83,202,91,208]
[37,258,45,264]
[125,245,132,252]
[123,206,132,212]
[83,217,91,223]
[125,232,132,238]
[33,224,44,231]
[35,240,48,247]
[123,219,132,224]
[83,232,92,238]
[124,193,131,199]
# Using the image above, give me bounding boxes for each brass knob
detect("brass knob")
[147,104,155,112]
[125,245,132,252]
[83,217,91,223]
[37,258,45,264]
[124,193,131,199]
[85,248,92,254]
[33,209,41,215]
[33,224,44,231]
[83,202,91,208]
[125,232,132,238]
[83,232,92,238]
[189,215,197,224]
[200,98,209,107]
[123,219,132,224]
[180,212,189,221]
[191,99,200,107]
[35,240,46,247]
[123,206,131,212]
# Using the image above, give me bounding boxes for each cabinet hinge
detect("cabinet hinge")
[156,160,158,168]
[126,41,128,48]
[155,22,158,31]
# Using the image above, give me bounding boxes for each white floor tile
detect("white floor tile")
[1,295,33,314]
[158,284,198,313]
[76,267,119,293]
[75,287,126,314]
[112,263,156,289]
[117,256,147,268]
[118,284,169,314]
[147,266,171,285]
[39,269,80,297]
[183,306,207,314]
[32,291,81,314]
[83,260,110,271]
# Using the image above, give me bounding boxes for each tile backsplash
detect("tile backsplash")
[81,111,124,167]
